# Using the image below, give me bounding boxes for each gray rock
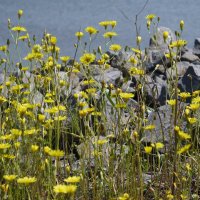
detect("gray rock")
[178,64,200,93]
[181,49,200,63]
[149,27,176,50]
[142,104,187,145]
[166,61,190,79]
[193,38,200,56]
[94,67,122,85]
[144,75,168,107]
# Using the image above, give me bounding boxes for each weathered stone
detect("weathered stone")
[94,67,122,85]
[181,49,200,63]
[142,104,187,145]
[149,27,176,50]
[144,75,168,107]
[178,64,200,93]
[166,61,190,79]
[193,38,200,56]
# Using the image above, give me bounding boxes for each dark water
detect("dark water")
[0,0,200,58]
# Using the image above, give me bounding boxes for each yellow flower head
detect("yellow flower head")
[3,175,17,182]
[17,177,37,184]
[144,146,152,154]
[0,96,7,104]
[146,14,156,21]
[60,56,70,63]
[170,40,187,48]
[53,184,77,194]
[144,124,156,130]
[80,53,95,65]
[64,176,81,183]
[109,44,122,52]
[75,31,84,40]
[0,143,11,149]
[177,144,191,154]
[11,26,27,32]
[47,149,65,157]
[103,31,118,39]
[119,92,134,100]
[31,145,39,152]
[99,20,117,29]
[85,26,98,35]
[167,99,176,106]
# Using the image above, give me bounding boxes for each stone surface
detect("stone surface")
[181,49,200,63]
[178,64,200,93]
[193,38,200,56]
[149,27,176,50]
[144,75,168,107]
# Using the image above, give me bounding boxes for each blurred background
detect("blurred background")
[0,0,200,57]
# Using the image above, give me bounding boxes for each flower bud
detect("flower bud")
[163,31,169,43]
[136,36,142,45]
[180,20,184,31]
[18,9,23,19]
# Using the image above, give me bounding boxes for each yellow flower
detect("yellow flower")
[129,67,144,76]
[0,96,7,104]
[0,134,14,141]
[53,184,77,194]
[3,154,16,159]
[85,26,98,35]
[179,92,191,99]
[11,129,22,137]
[187,117,197,124]
[31,145,39,152]
[50,36,57,45]
[177,131,191,140]
[3,175,17,182]
[97,139,108,145]
[188,103,199,111]
[109,44,121,52]
[167,99,176,106]
[11,26,27,32]
[131,48,142,54]
[17,177,37,184]
[128,57,137,65]
[170,40,187,48]
[24,128,38,135]
[99,20,117,28]
[144,146,152,154]
[60,56,70,63]
[82,79,96,85]
[80,53,96,65]
[64,176,81,183]
[44,146,51,154]
[19,34,29,41]
[103,31,118,39]
[0,45,7,52]
[47,149,65,157]
[0,143,11,149]
[144,124,156,130]
[54,116,67,121]
[155,142,164,149]
[14,142,21,149]
[177,144,191,154]
[99,21,109,28]
[119,92,134,100]
[145,14,156,21]
[75,31,84,40]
